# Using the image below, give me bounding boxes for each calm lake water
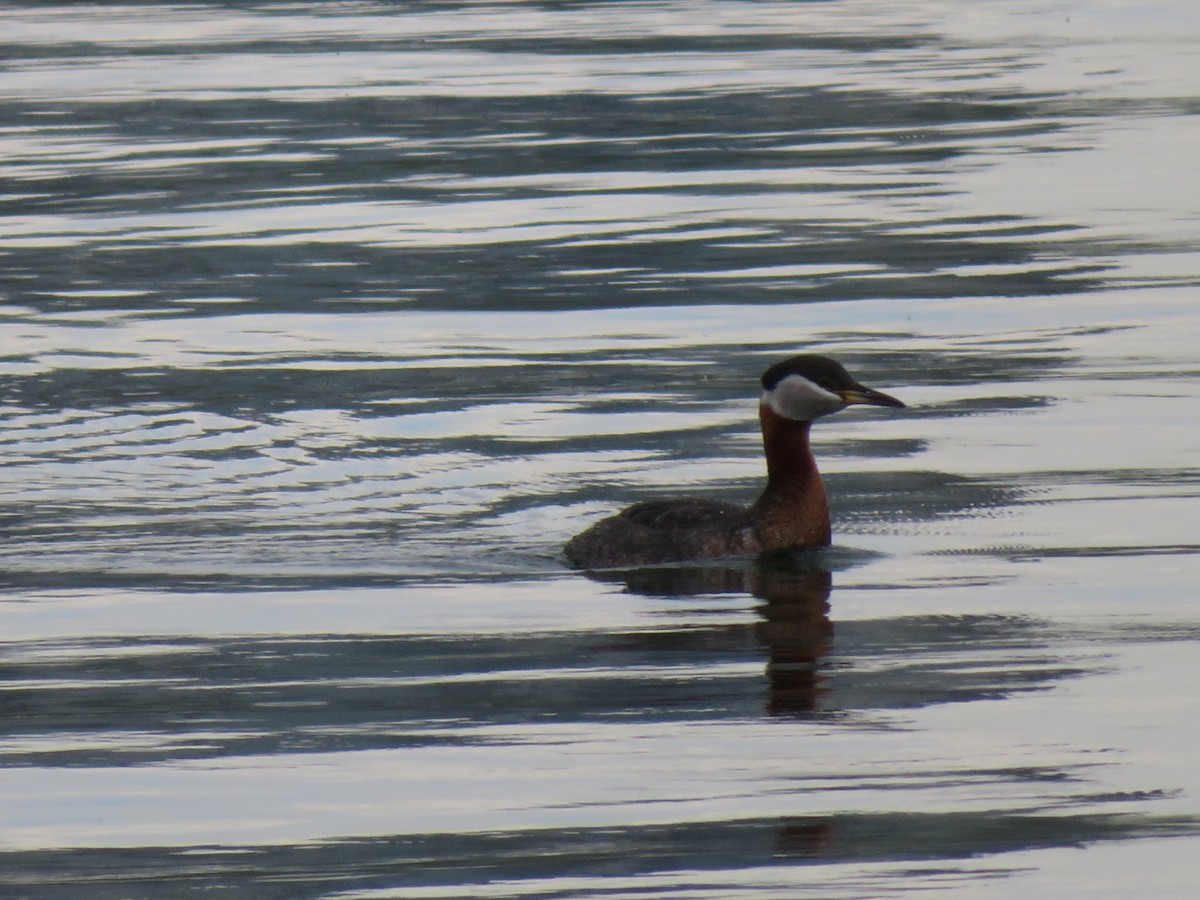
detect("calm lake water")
[2,1,1199,896]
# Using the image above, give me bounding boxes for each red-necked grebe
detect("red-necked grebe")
[564,354,905,568]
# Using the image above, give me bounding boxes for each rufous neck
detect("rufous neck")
[758,400,819,488]
[752,400,830,548]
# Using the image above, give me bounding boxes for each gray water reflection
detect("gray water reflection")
[3,1,1200,896]
[8,559,1190,899]
[1,812,1194,900]
[3,3,1165,319]
[0,560,1092,767]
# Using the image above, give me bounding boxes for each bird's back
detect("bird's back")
[563,498,756,569]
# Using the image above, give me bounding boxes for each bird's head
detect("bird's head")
[760,354,905,422]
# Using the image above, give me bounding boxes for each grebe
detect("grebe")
[564,354,904,568]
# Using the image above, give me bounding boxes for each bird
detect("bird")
[563,354,904,568]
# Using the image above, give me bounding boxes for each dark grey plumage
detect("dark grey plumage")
[563,498,754,568]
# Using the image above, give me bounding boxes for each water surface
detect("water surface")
[1,1,1199,897]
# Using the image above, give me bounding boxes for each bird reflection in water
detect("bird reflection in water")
[581,555,842,857]
[590,554,833,717]
[755,562,833,717]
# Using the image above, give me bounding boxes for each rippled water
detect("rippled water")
[2,1,1199,896]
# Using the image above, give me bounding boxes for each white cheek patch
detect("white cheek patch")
[764,375,844,421]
